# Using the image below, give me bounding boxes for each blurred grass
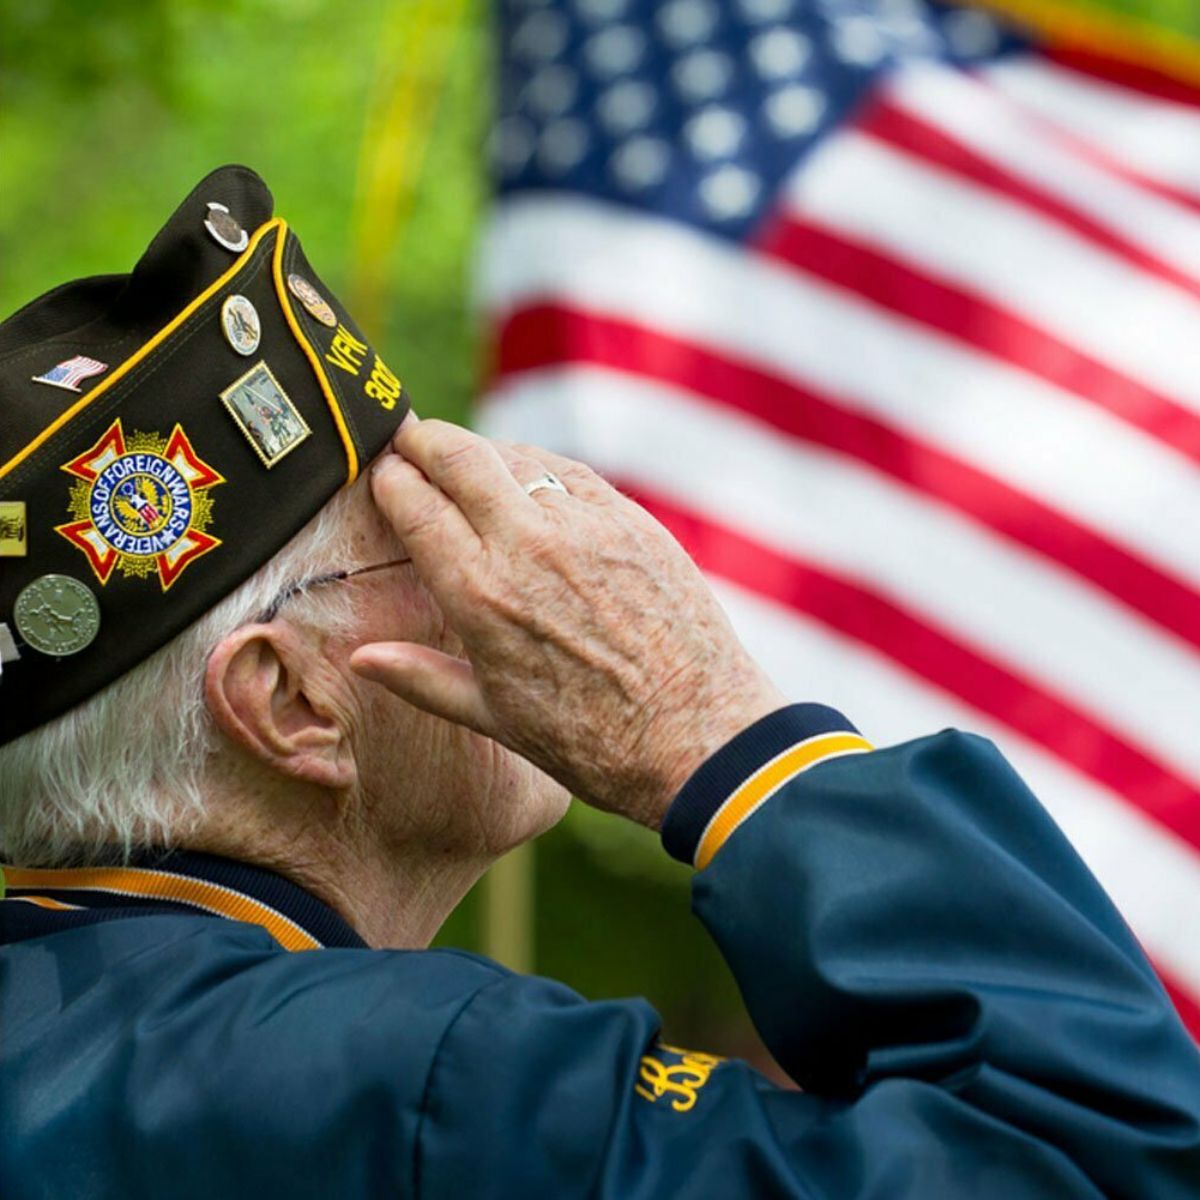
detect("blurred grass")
[957,0,1200,38]
[1077,0,1200,36]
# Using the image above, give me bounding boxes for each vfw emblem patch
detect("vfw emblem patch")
[56,419,224,590]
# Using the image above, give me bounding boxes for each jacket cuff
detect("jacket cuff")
[661,704,872,869]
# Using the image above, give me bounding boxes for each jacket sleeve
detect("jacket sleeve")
[416,704,1200,1199]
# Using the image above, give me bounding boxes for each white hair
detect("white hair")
[0,483,364,867]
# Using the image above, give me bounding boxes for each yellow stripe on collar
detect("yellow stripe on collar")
[694,732,873,870]
[1,864,321,951]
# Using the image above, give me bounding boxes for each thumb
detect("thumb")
[350,643,494,735]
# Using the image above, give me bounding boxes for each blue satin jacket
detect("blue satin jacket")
[2,704,1198,1197]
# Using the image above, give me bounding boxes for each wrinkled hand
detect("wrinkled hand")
[350,419,786,830]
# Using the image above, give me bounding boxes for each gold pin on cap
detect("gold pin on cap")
[287,273,338,328]
[0,502,27,557]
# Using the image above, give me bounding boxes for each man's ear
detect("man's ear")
[204,624,357,791]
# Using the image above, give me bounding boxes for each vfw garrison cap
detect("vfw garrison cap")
[0,165,410,746]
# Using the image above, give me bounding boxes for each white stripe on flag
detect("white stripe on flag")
[480,197,1200,587]
[883,61,1200,276]
[480,368,1200,784]
[784,131,1200,408]
[708,576,1200,999]
[982,58,1200,198]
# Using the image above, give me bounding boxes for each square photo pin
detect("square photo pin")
[219,361,312,468]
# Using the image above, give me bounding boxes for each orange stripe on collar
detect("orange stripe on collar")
[5,894,81,911]
[1,865,321,951]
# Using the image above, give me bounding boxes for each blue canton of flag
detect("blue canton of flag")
[492,0,1026,237]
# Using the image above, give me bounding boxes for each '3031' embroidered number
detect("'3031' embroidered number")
[634,1044,724,1113]
[364,356,402,410]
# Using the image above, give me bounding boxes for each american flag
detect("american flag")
[31,354,108,393]
[477,0,1200,1037]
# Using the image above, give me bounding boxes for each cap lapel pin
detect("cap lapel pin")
[286,273,338,328]
[13,575,101,659]
[204,201,249,252]
[31,354,108,393]
[221,295,261,356]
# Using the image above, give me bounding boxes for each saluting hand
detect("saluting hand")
[351,418,786,830]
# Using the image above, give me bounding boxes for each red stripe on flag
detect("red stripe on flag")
[1160,969,1200,1040]
[854,97,1200,302]
[617,482,1200,854]
[756,215,1200,467]
[1048,46,1200,112]
[495,303,1200,653]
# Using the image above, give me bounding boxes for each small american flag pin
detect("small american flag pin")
[31,355,109,393]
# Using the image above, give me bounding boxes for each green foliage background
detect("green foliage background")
[2,0,1197,1055]
[1087,0,1200,34]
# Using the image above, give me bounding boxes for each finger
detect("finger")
[370,454,479,586]
[350,642,495,736]
[488,442,579,506]
[497,443,620,506]
[388,407,419,449]
[394,419,529,536]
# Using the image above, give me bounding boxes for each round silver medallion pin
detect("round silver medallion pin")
[204,201,249,253]
[14,574,101,658]
[221,294,261,356]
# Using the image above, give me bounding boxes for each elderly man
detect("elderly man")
[1,169,1198,1198]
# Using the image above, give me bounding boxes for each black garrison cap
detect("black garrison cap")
[0,165,410,746]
